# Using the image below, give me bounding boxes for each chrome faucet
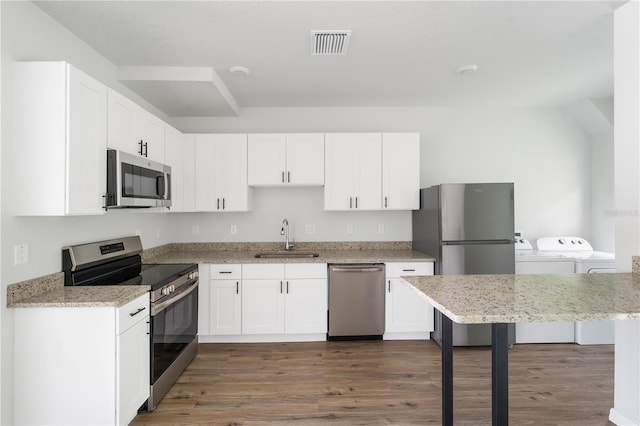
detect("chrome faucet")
[280,218,294,251]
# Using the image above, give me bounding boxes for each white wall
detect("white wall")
[0,3,174,424]
[175,106,594,245]
[610,2,640,425]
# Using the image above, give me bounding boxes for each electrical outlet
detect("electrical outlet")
[192,225,199,235]
[378,224,385,234]
[347,224,353,234]
[305,224,315,234]
[14,244,28,265]
[230,225,238,235]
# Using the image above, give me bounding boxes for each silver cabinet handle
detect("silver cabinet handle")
[286,281,289,294]
[287,171,290,183]
[388,280,391,293]
[355,197,358,208]
[282,171,285,183]
[222,198,226,210]
[385,196,388,208]
[217,198,220,210]
[349,197,353,209]
[280,281,283,293]
[236,281,239,294]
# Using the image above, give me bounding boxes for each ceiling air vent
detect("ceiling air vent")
[311,30,352,56]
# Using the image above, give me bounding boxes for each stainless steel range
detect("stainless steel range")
[62,236,198,411]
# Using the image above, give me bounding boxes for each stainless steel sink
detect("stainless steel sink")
[254,252,320,259]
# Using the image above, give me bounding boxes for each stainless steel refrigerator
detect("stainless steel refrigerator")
[412,183,516,346]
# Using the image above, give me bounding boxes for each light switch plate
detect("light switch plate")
[305,224,315,234]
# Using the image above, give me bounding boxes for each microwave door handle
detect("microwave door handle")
[156,175,165,197]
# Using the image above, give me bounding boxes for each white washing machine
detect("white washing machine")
[514,238,576,344]
[537,237,616,345]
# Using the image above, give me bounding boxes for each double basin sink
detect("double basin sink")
[254,251,319,259]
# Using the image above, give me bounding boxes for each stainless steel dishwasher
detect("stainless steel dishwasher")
[328,263,386,339]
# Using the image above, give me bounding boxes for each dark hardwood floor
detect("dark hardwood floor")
[131,340,614,425]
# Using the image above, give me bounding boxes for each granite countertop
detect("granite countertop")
[9,285,150,308]
[403,272,640,324]
[143,242,435,265]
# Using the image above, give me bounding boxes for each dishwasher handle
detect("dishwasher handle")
[330,264,385,273]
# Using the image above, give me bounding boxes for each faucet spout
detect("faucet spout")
[281,218,294,250]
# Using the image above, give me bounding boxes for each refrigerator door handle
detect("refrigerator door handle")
[441,240,514,246]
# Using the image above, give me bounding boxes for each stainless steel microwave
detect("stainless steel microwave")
[106,149,172,209]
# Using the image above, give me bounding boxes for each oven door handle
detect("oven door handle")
[151,280,198,316]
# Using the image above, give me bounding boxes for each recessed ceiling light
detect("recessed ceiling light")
[456,64,479,75]
[229,65,250,76]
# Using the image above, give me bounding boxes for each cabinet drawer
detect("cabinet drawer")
[243,263,285,279]
[285,263,327,279]
[117,293,149,335]
[210,264,242,279]
[386,262,433,278]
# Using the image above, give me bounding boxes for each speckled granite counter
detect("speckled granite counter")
[402,272,640,324]
[9,285,149,308]
[143,241,434,265]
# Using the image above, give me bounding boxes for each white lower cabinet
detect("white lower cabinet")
[384,262,435,340]
[199,263,327,342]
[13,293,150,426]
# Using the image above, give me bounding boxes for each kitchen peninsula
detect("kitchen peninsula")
[402,261,640,426]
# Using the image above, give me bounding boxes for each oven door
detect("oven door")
[150,280,198,385]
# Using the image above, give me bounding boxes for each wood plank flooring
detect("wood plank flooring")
[131,340,614,425]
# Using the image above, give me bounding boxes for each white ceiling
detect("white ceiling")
[34,0,625,118]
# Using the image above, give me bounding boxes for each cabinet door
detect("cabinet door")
[67,65,108,215]
[324,133,381,210]
[324,134,357,210]
[210,279,242,335]
[194,134,220,211]
[354,133,383,210]
[385,278,433,333]
[219,134,250,211]
[248,134,286,186]
[164,124,184,211]
[14,62,107,216]
[182,134,196,212]
[286,134,325,186]
[107,89,138,154]
[136,108,165,163]
[284,278,327,334]
[117,316,150,425]
[382,133,419,210]
[242,279,285,334]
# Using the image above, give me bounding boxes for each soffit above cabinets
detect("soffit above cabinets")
[34,1,626,118]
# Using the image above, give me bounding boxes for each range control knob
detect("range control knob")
[558,238,566,245]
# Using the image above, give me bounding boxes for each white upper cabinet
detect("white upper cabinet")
[107,89,165,163]
[164,124,186,212]
[194,134,251,212]
[382,133,420,210]
[324,133,382,211]
[324,132,420,211]
[248,133,324,186]
[13,61,107,216]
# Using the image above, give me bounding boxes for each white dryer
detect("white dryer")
[537,237,615,345]
[514,238,576,344]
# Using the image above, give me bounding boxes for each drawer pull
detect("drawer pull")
[129,307,146,317]
[219,271,233,274]
[402,269,416,272]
